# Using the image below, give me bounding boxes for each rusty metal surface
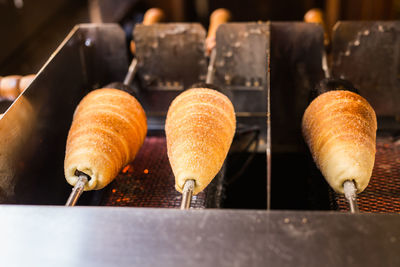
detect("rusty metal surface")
[214,23,269,115]
[134,23,207,113]
[214,23,269,96]
[214,23,269,154]
[334,136,400,213]
[332,21,400,116]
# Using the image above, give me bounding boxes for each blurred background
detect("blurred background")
[0,0,399,75]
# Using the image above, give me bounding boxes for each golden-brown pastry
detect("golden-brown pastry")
[166,88,236,195]
[302,90,377,194]
[19,74,35,93]
[0,75,21,100]
[64,88,147,190]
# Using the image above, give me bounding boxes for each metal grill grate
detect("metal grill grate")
[101,136,211,208]
[334,136,400,213]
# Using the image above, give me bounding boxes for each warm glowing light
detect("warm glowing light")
[122,165,130,173]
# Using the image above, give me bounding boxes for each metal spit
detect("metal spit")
[65,8,165,207]
[305,8,359,213]
[180,8,232,210]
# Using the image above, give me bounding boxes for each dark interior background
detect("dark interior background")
[0,0,398,75]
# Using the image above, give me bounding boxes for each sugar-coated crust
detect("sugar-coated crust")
[302,90,377,194]
[64,88,147,190]
[166,88,236,195]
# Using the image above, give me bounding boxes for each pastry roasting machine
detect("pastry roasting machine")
[0,22,400,266]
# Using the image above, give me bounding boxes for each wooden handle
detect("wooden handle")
[142,8,165,25]
[304,8,324,24]
[130,8,166,55]
[304,8,329,47]
[206,8,232,55]
[0,75,21,100]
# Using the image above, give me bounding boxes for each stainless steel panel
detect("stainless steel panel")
[0,24,128,204]
[0,206,399,267]
[270,22,324,153]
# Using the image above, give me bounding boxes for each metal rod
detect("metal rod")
[343,180,359,213]
[66,175,89,206]
[206,49,217,84]
[180,180,195,210]
[123,58,138,86]
[266,73,271,210]
[266,23,272,210]
[322,50,331,79]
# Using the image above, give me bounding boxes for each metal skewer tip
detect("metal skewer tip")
[180,180,195,210]
[66,174,89,206]
[322,50,331,79]
[206,49,217,84]
[123,58,138,86]
[343,180,359,213]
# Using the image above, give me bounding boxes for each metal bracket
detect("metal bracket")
[215,23,269,113]
[134,23,207,113]
[332,21,400,116]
